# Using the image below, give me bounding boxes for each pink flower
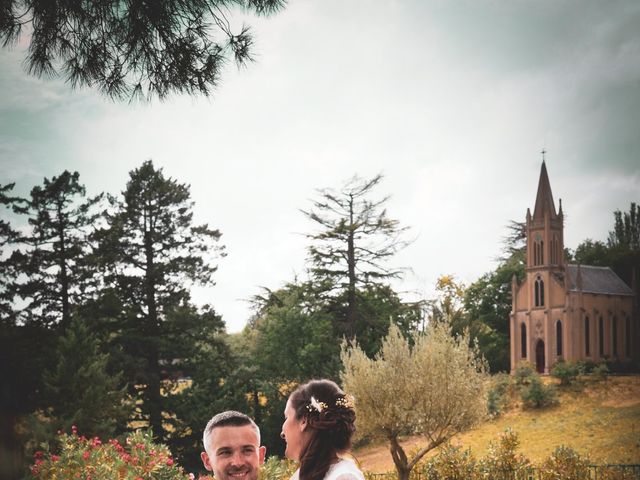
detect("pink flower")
[166,458,174,466]
[51,455,60,462]
[83,451,90,460]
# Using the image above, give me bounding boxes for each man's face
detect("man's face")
[201,425,266,480]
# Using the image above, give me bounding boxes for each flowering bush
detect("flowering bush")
[29,426,197,480]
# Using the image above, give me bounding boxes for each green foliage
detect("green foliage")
[463,251,525,373]
[260,456,297,480]
[550,360,582,386]
[38,317,129,441]
[487,373,512,417]
[520,375,558,409]
[592,361,610,380]
[252,282,342,381]
[10,171,102,329]
[423,444,478,480]
[28,429,190,479]
[539,445,590,480]
[341,322,487,480]
[96,160,225,439]
[302,174,411,342]
[0,0,286,101]
[479,428,530,478]
[514,361,536,385]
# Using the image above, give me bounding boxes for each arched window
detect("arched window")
[612,316,618,356]
[556,320,563,357]
[599,316,604,356]
[584,316,590,356]
[535,276,544,307]
[521,323,527,358]
[627,316,632,358]
[533,237,544,266]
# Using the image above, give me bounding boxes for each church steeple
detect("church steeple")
[526,156,565,271]
[533,160,557,220]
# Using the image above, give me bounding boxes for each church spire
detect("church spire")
[533,159,557,220]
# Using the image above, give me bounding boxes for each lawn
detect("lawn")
[354,375,640,472]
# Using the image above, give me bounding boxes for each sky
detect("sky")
[1,0,639,333]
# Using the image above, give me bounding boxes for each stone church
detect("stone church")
[509,161,637,373]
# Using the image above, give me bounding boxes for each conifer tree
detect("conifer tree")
[11,171,102,329]
[302,174,411,341]
[97,160,225,439]
[41,316,129,438]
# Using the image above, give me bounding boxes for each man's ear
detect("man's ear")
[258,446,266,465]
[201,451,213,471]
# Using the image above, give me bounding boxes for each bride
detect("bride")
[281,379,364,480]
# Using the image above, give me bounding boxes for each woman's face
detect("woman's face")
[281,398,309,461]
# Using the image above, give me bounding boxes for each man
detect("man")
[201,410,266,480]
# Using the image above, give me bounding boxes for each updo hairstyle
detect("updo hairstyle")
[289,379,356,480]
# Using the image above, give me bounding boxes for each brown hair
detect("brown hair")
[289,379,356,480]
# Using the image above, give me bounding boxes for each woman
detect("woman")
[281,379,364,480]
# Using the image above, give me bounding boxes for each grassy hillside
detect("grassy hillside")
[354,375,640,472]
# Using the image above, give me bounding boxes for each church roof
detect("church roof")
[533,161,558,219]
[565,264,634,296]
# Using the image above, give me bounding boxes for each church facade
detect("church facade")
[509,162,637,373]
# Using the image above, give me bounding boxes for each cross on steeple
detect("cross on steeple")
[541,148,547,162]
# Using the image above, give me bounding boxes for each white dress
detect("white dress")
[291,459,365,480]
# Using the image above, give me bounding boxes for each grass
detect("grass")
[354,375,640,472]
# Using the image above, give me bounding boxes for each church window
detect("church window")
[521,323,527,358]
[533,236,544,266]
[556,320,563,357]
[599,316,604,356]
[584,316,590,356]
[534,277,544,307]
[612,316,618,356]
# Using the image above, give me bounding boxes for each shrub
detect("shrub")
[592,361,610,380]
[514,362,536,385]
[28,427,193,479]
[479,428,530,479]
[539,445,589,480]
[520,375,558,409]
[550,360,582,386]
[420,443,478,480]
[487,373,511,417]
[261,456,297,480]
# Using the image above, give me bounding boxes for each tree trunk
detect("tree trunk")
[144,227,163,439]
[57,203,70,329]
[389,435,411,480]
[346,193,357,340]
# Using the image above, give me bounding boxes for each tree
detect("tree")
[97,159,224,439]
[39,316,129,439]
[11,171,102,329]
[0,0,285,101]
[252,281,342,382]
[303,174,410,340]
[608,202,639,250]
[0,182,22,322]
[341,323,487,480]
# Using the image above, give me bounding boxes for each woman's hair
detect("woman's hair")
[289,379,356,480]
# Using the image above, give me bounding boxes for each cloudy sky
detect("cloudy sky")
[1,0,639,332]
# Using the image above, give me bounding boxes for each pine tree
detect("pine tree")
[41,316,129,438]
[302,174,411,341]
[97,159,225,439]
[11,171,102,329]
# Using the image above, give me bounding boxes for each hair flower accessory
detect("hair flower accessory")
[307,396,328,413]
[335,394,355,409]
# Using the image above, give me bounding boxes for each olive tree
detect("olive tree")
[341,323,487,480]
